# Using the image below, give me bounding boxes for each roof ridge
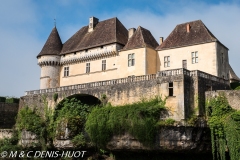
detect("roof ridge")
[138,26,146,46]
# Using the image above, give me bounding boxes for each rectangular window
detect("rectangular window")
[102,60,106,71]
[64,66,69,77]
[192,51,198,64]
[164,56,170,67]
[86,63,90,73]
[169,82,173,96]
[182,60,187,69]
[128,53,135,67]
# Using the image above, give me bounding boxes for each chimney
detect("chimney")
[186,24,190,33]
[88,16,99,32]
[159,37,164,45]
[128,28,136,39]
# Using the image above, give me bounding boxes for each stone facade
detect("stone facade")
[23,69,229,121]
[157,42,229,78]
[205,90,240,110]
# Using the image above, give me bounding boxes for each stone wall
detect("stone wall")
[22,69,229,121]
[0,102,19,129]
[107,126,211,153]
[0,129,13,139]
[205,90,240,110]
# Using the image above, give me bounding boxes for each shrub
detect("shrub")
[85,96,166,148]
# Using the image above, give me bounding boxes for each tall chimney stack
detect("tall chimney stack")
[186,24,190,33]
[128,28,136,39]
[160,37,164,45]
[88,16,99,32]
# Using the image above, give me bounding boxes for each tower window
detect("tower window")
[64,66,69,77]
[192,51,198,64]
[164,56,170,67]
[86,63,90,73]
[169,82,173,96]
[102,60,106,71]
[128,53,135,67]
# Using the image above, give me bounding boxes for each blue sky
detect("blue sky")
[0,0,240,97]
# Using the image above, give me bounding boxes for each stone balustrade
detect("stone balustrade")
[25,74,156,95]
[25,68,229,96]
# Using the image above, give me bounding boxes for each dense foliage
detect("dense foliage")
[207,95,240,160]
[53,98,94,147]
[16,107,43,136]
[85,96,166,148]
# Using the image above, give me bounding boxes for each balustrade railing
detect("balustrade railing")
[25,74,156,95]
[25,69,229,96]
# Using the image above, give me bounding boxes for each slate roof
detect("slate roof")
[123,26,158,50]
[156,20,227,50]
[37,27,62,57]
[61,17,128,54]
[229,64,240,82]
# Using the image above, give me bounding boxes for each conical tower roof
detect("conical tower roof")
[37,27,62,57]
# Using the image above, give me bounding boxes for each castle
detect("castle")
[37,16,239,90]
[22,16,240,121]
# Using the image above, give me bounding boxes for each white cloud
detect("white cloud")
[115,2,240,76]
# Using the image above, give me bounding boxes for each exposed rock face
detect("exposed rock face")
[54,140,73,149]
[13,126,211,154]
[107,126,211,153]
[19,130,39,147]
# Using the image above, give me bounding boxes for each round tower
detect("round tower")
[37,26,62,89]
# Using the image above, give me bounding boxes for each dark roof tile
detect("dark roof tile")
[229,64,240,82]
[123,26,158,50]
[37,27,62,57]
[61,17,128,54]
[156,20,225,50]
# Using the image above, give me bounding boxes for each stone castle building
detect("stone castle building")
[37,16,239,90]
[22,16,240,121]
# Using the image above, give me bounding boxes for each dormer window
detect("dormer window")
[101,46,104,49]
[85,49,88,52]
[74,52,76,55]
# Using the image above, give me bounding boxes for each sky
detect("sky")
[0,0,240,97]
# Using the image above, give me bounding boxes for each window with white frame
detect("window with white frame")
[86,63,90,73]
[128,53,135,67]
[102,60,106,71]
[64,66,69,77]
[192,51,198,64]
[164,56,170,67]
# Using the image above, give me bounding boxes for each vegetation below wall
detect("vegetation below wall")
[0,96,169,154]
[85,96,167,148]
[207,94,240,160]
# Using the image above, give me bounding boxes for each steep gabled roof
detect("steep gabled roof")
[123,26,159,50]
[61,17,128,54]
[156,20,227,50]
[37,27,62,57]
[229,64,240,82]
